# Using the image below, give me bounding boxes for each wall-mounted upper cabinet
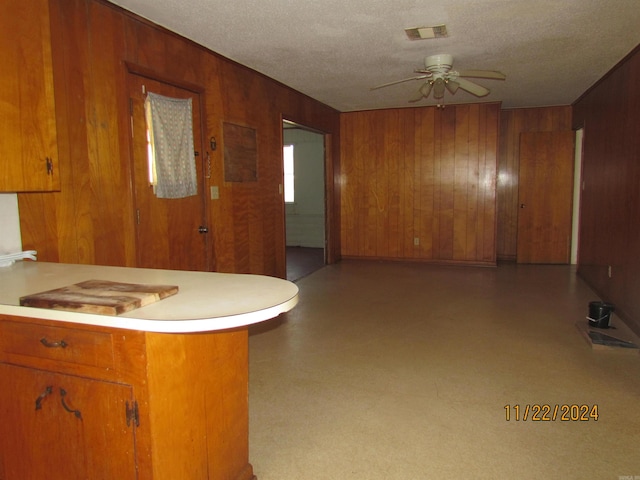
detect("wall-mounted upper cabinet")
[0,0,60,192]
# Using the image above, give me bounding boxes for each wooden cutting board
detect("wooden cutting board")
[19,279,179,316]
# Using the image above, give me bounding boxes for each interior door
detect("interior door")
[517,131,575,264]
[128,74,209,271]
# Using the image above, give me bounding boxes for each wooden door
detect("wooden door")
[517,131,575,263]
[0,364,137,479]
[128,74,209,271]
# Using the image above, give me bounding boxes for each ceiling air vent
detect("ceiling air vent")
[405,24,448,40]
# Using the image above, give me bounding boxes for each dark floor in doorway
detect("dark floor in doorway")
[286,247,324,282]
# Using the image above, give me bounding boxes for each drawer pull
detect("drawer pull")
[35,385,53,411]
[59,389,82,419]
[40,337,68,349]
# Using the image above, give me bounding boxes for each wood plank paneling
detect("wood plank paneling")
[573,44,640,337]
[17,0,340,278]
[340,103,499,266]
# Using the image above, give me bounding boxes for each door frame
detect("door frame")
[571,127,584,265]
[280,116,336,269]
[124,62,212,270]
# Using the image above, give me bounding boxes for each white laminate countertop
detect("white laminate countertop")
[0,262,298,333]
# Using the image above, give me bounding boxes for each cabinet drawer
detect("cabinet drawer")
[0,321,115,369]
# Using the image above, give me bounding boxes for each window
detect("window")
[144,99,157,186]
[283,144,294,203]
[145,121,157,185]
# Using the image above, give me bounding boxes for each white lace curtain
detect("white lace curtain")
[144,92,197,198]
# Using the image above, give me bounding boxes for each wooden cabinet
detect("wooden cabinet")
[0,315,256,480]
[0,365,137,479]
[0,0,60,192]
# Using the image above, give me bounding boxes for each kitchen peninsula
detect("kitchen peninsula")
[0,261,299,480]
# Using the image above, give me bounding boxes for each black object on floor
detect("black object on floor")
[588,331,638,349]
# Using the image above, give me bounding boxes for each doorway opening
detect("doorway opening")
[282,119,326,281]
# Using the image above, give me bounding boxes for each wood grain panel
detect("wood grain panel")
[401,110,416,257]
[86,1,135,266]
[482,104,499,261]
[145,329,253,479]
[17,0,340,279]
[413,109,428,257]
[438,107,456,260]
[340,103,499,266]
[573,44,640,337]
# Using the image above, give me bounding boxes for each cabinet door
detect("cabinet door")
[0,0,60,192]
[0,364,137,479]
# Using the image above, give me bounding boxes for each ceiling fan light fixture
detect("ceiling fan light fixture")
[419,82,433,98]
[445,79,460,94]
[433,77,446,99]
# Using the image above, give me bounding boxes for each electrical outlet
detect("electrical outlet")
[414,237,420,246]
[210,186,219,200]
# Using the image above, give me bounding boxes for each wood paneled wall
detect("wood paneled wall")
[18,0,340,278]
[497,106,572,261]
[340,103,499,266]
[572,44,640,336]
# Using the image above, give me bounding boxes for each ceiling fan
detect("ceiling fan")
[371,54,506,103]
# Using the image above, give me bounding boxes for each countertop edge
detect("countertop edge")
[0,294,298,333]
[0,262,300,333]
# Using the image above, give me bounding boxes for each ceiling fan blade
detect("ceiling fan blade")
[458,69,506,80]
[371,74,431,90]
[445,79,460,94]
[408,82,433,102]
[455,78,490,97]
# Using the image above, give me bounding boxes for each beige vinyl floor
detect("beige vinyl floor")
[248,261,640,480]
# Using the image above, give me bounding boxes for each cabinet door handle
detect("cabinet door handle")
[46,157,54,175]
[40,337,68,348]
[35,385,53,411]
[59,389,82,419]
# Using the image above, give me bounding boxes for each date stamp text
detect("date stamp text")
[504,404,599,421]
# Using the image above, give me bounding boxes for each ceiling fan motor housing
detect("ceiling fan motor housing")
[425,53,453,73]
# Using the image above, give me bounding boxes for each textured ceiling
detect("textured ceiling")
[108,0,640,112]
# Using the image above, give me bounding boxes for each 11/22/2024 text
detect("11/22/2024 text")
[504,404,599,421]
